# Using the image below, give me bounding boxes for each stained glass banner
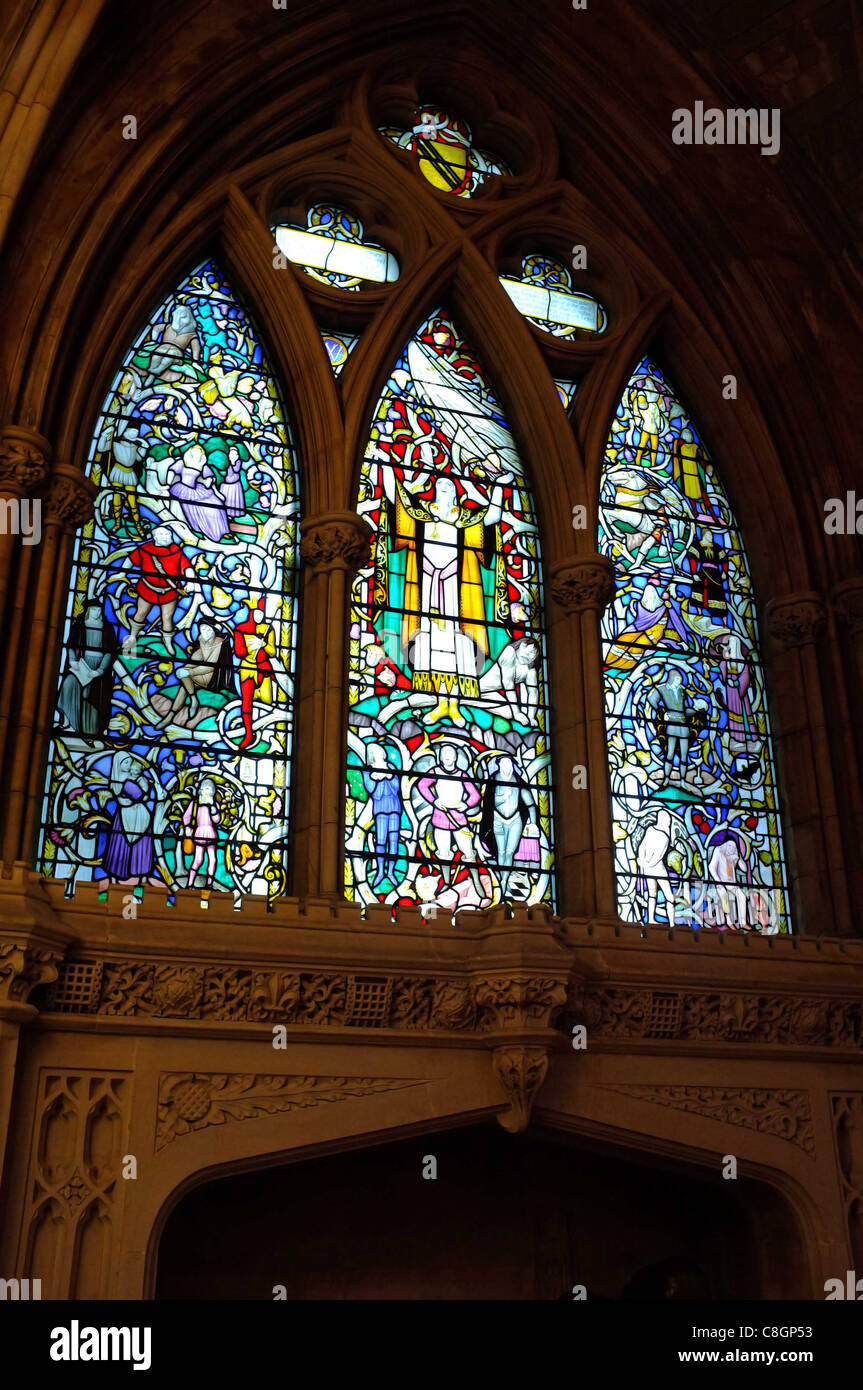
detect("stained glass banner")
[38,261,300,901]
[274,204,398,291]
[345,311,555,912]
[499,255,606,339]
[599,358,790,932]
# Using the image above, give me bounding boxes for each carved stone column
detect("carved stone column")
[2,466,95,867]
[833,577,863,697]
[549,554,616,919]
[764,592,852,936]
[0,428,51,787]
[295,511,373,899]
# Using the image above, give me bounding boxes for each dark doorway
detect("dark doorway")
[154,1124,778,1299]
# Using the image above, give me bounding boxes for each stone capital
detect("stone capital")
[43,464,97,533]
[0,939,64,1020]
[0,425,52,498]
[549,554,615,614]
[474,975,568,1033]
[300,510,373,572]
[765,592,826,649]
[832,577,863,635]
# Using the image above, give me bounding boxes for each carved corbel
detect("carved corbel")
[475,975,568,1131]
[492,1046,550,1134]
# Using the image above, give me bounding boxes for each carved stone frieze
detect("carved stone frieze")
[156,1071,426,1150]
[299,510,373,571]
[46,959,567,1036]
[549,555,616,614]
[576,986,862,1049]
[601,1084,815,1154]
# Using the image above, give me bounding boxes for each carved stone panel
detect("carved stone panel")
[19,1070,132,1300]
[156,1072,427,1150]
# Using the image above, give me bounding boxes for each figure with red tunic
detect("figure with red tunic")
[123,524,194,656]
[234,597,276,750]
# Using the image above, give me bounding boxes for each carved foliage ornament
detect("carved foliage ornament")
[156,1071,426,1149]
[602,1084,815,1154]
[44,472,95,532]
[0,940,62,1009]
[577,986,862,1048]
[49,959,565,1034]
[492,1046,549,1133]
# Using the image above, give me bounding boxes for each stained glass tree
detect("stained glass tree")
[599,357,791,933]
[345,310,555,912]
[38,261,300,901]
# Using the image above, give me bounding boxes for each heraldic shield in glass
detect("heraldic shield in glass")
[345,311,555,913]
[38,261,300,901]
[599,358,790,933]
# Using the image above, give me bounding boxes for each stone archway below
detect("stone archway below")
[152,1122,802,1300]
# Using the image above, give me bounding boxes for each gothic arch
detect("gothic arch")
[0,37,858,927]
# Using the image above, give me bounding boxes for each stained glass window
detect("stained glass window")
[345,310,555,913]
[599,357,790,933]
[38,260,300,901]
[499,255,606,338]
[273,204,399,291]
[380,107,510,197]
[321,330,358,376]
[554,378,579,411]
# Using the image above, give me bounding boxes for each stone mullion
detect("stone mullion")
[580,602,617,919]
[0,427,51,797]
[1,466,94,868]
[833,577,863,716]
[297,512,372,900]
[547,602,590,917]
[22,524,81,858]
[550,555,616,920]
[765,593,852,937]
